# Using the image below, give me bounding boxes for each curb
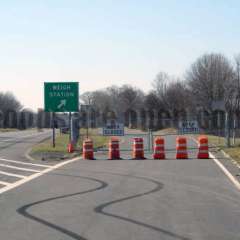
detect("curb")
[209,152,240,191]
[24,134,53,162]
[25,147,37,162]
[25,147,82,163]
[191,136,240,190]
[220,149,240,169]
[191,135,240,170]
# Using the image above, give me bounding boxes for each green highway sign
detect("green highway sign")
[44,82,79,112]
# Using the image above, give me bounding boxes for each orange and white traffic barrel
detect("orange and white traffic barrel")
[83,139,94,160]
[153,137,165,160]
[108,138,120,160]
[132,138,145,159]
[197,136,209,159]
[176,137,188,159]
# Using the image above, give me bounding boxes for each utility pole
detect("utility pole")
[233,57,240,146]
[86,95,91,139]
[225,112,230,147]
[86,105,89,139]
[69,112,72,142]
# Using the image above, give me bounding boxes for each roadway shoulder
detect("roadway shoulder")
[210,148,240,186]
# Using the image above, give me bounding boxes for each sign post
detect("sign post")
[52,112,56,148]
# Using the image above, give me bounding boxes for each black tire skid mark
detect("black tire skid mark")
[17,175,108,240]
[17,170,190,240]
[92,171,190,240]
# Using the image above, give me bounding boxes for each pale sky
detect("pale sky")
[0,0,240,110]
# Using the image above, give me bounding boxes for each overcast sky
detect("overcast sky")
[0,0,240,110]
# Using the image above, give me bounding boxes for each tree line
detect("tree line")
[0,92,34,129]
[1,52,240,130]
[80,53,240,130]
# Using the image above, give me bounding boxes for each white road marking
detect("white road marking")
[0,180,11,186]
[191,136,240,191]
[209,152,240,191]
[0,157,80,194]
[0,163,40,173]
[0,158,49,168]
[0,171,26,179]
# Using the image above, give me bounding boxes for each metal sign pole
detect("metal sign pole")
[148,129,151,151]
[86,105,89,139]
[69,112,72,142]
[52,112,56,148]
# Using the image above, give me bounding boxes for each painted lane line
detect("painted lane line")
[191,137,240,191]
[0,163,40,173]
[0,158,49,168]
[0,170,26,179]
[209,152,240,191]
[0,157,81,195]
[0,180,11,186]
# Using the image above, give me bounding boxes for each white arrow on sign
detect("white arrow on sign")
[57,99,67,109]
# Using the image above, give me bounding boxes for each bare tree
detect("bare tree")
[186,53,234,112]
[118,85,144,111]
[163,80,192,119]
[152,71,169,102]
[80,91,94,106]
[0,92,22,113]
[231,54,240,111]
[144,91,162,110]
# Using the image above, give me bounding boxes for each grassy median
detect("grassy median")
[30,128,109,161]
[0,128,36,133]
[0,128,20,132]
[206,134,240,165]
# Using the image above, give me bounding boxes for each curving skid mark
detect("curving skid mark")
[17,175,108,240]
[17,171,190,240]
[92,171,190,240]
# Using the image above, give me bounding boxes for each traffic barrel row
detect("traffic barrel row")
[82,137,146,160]
[175,136,209,159]
[81,136,209,160]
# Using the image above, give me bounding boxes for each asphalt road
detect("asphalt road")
[0,129,53,189]
[0,129,52,160]
[0,129,239,240]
